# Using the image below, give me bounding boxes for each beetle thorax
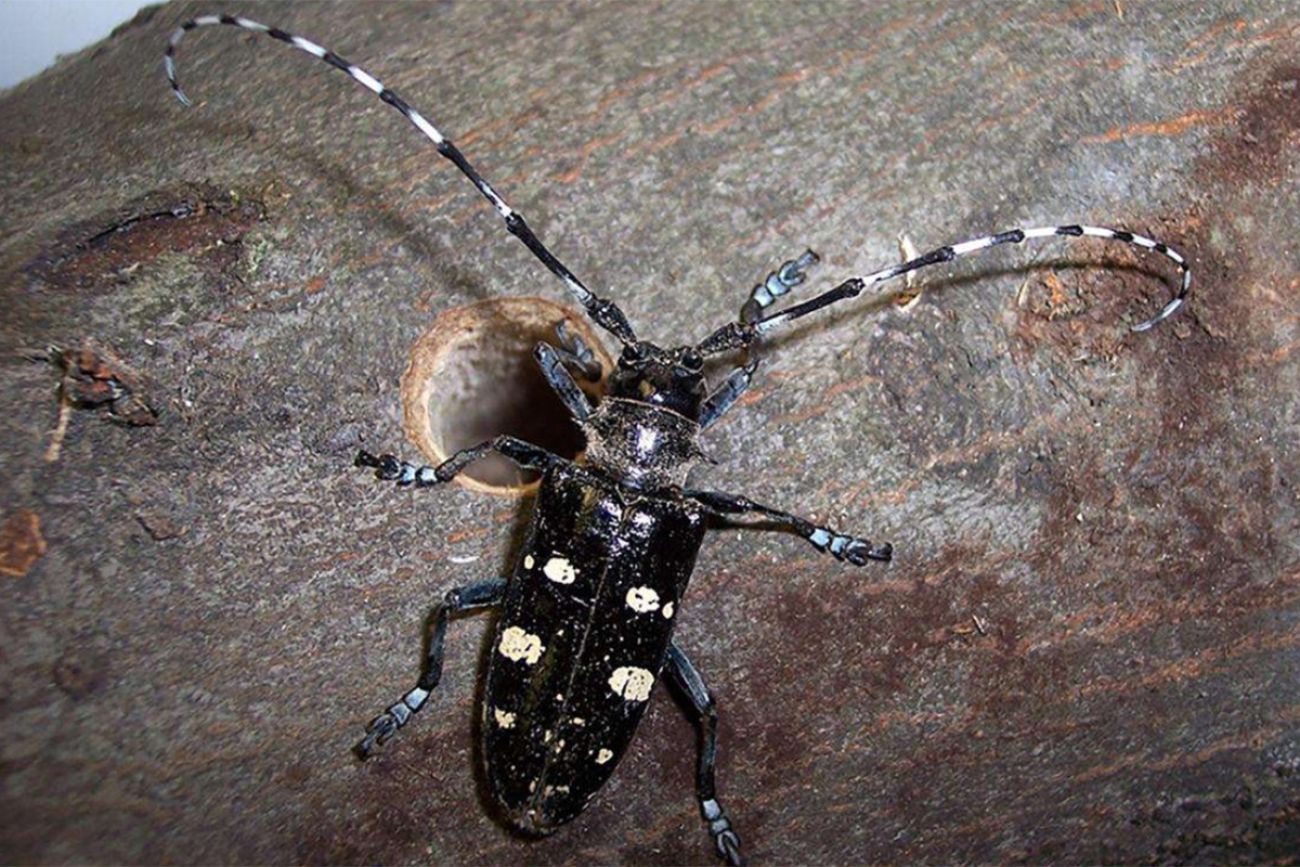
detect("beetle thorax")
[581,398,702,489]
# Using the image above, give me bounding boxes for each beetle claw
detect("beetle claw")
[716,829,745,866]
[842,538,892,566]
[355,713,398,759]
[354,449,402,480]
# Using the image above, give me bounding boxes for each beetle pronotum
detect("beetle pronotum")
[164,14,1190,865]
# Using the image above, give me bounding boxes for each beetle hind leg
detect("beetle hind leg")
[667,644,747,867]
[355,577,507,759]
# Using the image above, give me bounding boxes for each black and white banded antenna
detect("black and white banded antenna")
[164,14,638,345]
[696,224,1192,356]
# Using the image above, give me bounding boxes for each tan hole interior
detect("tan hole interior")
[400,297,611,495]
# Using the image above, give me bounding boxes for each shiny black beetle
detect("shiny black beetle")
[164,14,1191,865]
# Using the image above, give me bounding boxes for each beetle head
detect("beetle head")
[606,341,706,420]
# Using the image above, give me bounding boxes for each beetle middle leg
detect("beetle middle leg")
[686,489,892,565]
[667,643,746,867]
[355,435,562,487]
[356,577,507,758]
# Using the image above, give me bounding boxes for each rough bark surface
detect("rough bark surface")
[2,1,1298,864]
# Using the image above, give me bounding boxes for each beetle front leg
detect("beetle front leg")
[739,248,820,325]
[356,577,507,759]
[550,319,603,383]
[702,250,821,429]
[667,644,746,867]
[686,489,892,565]
[534,342,592,422]
[355,435,562,488]
[699,359,758,429]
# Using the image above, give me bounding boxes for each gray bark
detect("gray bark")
[1,1,1298,863]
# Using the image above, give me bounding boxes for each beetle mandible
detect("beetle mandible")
[164,14,1191,865]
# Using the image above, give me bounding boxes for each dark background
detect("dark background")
[1,1,1297,863]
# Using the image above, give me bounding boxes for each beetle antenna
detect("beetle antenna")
[694,224,1191,356]
[164,14,637,345]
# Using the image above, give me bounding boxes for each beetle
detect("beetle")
[164,14,1191,865]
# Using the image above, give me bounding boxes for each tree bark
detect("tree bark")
[1,1,1297,863]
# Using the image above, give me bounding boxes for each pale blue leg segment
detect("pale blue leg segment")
[701,250,821,429]
[740,249,820,324]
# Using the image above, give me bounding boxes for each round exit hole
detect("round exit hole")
[400,297,610,495]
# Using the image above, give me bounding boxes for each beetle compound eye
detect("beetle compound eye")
[679,349,704,371]
[401,298,610,494]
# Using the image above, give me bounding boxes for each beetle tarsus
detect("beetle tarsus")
[842,538,893,565]
[553,319,604,383]
[741,248,821,324]
[355,713,398,759]
[716,828,746,867]
[535,342,594,422]
[355,449,441,486]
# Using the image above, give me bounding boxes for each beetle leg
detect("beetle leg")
[685,489,892,566]
[534,342,593,422]
[355,577,507,759]
[699,359,758,429]
[739,248,820,325]
[551,319,604,383]
[702,251,820,430]
[355,435,563,487]
[666,644,746,867]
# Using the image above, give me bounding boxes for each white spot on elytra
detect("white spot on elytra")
[493,708,516,729]
[609,666,654,702]
[595,748,614,765]
[662,601,675,619]
[572,717,586,726]
[498,626,544,665]
[626,586,660,613]
[543,556,578,584]
[523,554,535,569]
[544,729,553,743]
